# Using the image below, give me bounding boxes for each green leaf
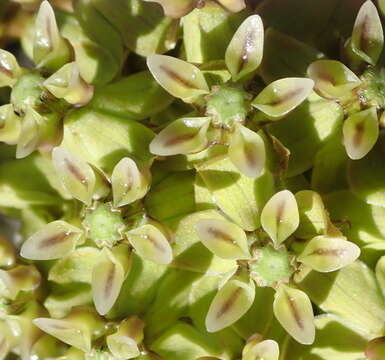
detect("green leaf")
[298,261,385,337]
[225,15,264,81]
[197,155,274,231]
[150,117,210,156]
[252,78,314,119]
[351,0,383,65]
[273,284,315,345]
[343,107,379,160]
[195,218,250,260]
[20,220,83,260]
[261,190,299,247]
[147,55,209,103]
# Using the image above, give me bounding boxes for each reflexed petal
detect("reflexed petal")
[218,0,246,12]
[142,0,196,18]
[273,284,315,345]
[307,60,362,99]
[33,0,71,71]
[52,146,96,205]
[205,269,255,332]
[0,104,20,145]
[147,55,209,103]
[20,221,83,260]
[195,218,250,259]
[107,316,145,359]
[33,318,91,352]
[111,157,151,207]
[261,190,299,247]
[225,15,264,81]
[92,245,131,315]
[44,62,94,106]
[0,49,21,87]
[0,265,41,300]
[125,224,173,265]
[297,235,360,272]
[242,338,279,360]
[366,336,385,360]
[351,0,383,65]
[149,117,210,156]
[343,107,379,160]
[228,124,265,178]
[252,78,314,119]
[16,107,41,159]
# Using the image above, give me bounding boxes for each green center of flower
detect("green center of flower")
[248,245,294,288]
[83,203,125,248]
[361,67,385,108]
[205,85,250,128]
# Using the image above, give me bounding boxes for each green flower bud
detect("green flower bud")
[195,218,250,259]
[273,284,315,345]
[252,78,314,120]
[147,55,209,103]
[261,190,300,247]
[225,15,264,82]
[20,220,83,260]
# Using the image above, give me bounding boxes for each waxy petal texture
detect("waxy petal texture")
[147,55,209,103]
[273,284,315,345]
[52,147,96,205]
[225,15,264,81]
[261,190,299,247]
[298,235,360,272]
[0,49,21,87]
[252,78,314,119]
[343,107,379,160]
[150,117,210,156]
[228,124,265,178]
[21,221,83,260]
[351,0,384,65]
[195,218,250,259]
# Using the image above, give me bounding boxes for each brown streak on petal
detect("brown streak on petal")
[244,143,257,168]
[352,121,365,147]
[359,14,370,53]
[317,72,336,86]
[104,264,116,297]
[64,158,88,186]
[216,287,242,319]
[147,235,166,252]
[39,231,70,248]
[268,88,303,106]
[0,64,12,78]
[50,322,70,330]
[207,227,235,244]
[164,133,196,146]
[276,200,286,224]
[286,292,304,330]
[159,65,200,90]
[310,248,346,256]
[237,28,256,76]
